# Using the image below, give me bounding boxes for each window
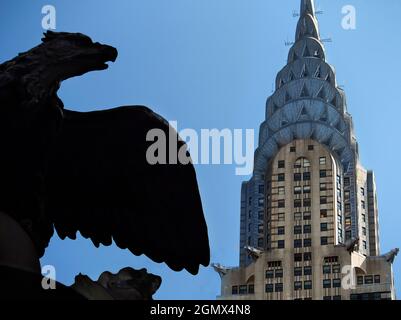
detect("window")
[323,296,332,301]
[265,270,274,279]
[304,280,312,290]
[345,217,352,228]
[294,267,302,277]
[332,264,341,274]
[323,279,331,289]
[361,187,365,196]
[258,224,264,233]
[275,269,283,278]
[294,212,302,220]
[278,213,285,221]
[333,279,341,288]
[275,283,284,292]
[259,185,265,194]
[290,147,296,152]
[320,170,327,178]
[308,145,314,151]
[319,157,326,165]
[232,286,238,295]
[323,265,331,274]
[320,209,328,218]
[303,198,311,207]
[303,224,311,234]
[278,160,285,169]
[294,199,302,208]
[239,285,247,295]
[258,237,264,247]
[304,238,312,247]
[258,198,264,206]
[321,237,328,245]
[304,266,312,276]
[374,275,381,284]
[362,214,366,222]
[345,203,351,213]
[344,177,350,186]
[361,200,365,209]
[320,196,327,205]
[294,239,302,248]
[324,256,339,263]
[294,159,302,168]
[248,197,252,205]
[248,284,254,294]
[357,276,363,285]
[265,284,274,293]
[294,281,302,291]
[268,262,282,269]
[294,253,303,262]
[320,183,327,191]
[278,173,285,182]
[303,172,311,180]
[277,226,285,235]
[278,200,285,208]
[304,252,312,261]
[277,240,285,249]
[344,191,350,200]
[333,296,342,301]
[362,227,366,236]
[303,185,311,193]
[303,159,311,167]
[278,187,285,195]
[321,223,328,231]
[294,225,302,234]
[303,211,311,220]
[258,211,264,220]
[294,186,302,195]
[364,276,373,285]
[294,173,302,181]
[363,241,367,250]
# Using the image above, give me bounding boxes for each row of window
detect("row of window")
[266,269,283,279]
[273,198,331,211]
[323,264,341,274]
[294,266,312,276]
[323,278,342,288]
[265,283,283,293]
[294,280,312,290]
[276,237,330,248]
[232,284,254,295]
[357,275,381,285]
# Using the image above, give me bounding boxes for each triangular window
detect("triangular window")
[303,45,311,57]
[300,85,309,98]
[301,65,308,78]
[317,86,326,100]
[314,65,321,78]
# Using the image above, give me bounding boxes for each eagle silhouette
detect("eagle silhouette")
[0,31,209,275]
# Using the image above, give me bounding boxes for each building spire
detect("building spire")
[300,0,316,17]
[296,0,320,41]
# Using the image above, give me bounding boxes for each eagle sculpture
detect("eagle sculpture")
[0,31,210,279]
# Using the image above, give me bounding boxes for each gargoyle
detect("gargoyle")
[345,237,359,253]
[244,245,263,261]
[211,263,231,278]
[0,31,210,298]
[383,248,399,264]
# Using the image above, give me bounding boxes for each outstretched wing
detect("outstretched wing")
[44,106,210,275]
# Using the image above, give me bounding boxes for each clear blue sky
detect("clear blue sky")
[1,0,400,299]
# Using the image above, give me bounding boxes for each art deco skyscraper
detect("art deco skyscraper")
[215,0,398,300]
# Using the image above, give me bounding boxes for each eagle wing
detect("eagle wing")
[44,106,210,275]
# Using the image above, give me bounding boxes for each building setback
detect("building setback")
[214,0,398,300]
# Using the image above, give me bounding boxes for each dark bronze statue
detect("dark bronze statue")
[0,31,209,299]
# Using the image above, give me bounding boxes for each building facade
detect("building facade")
[214,0,398,300]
